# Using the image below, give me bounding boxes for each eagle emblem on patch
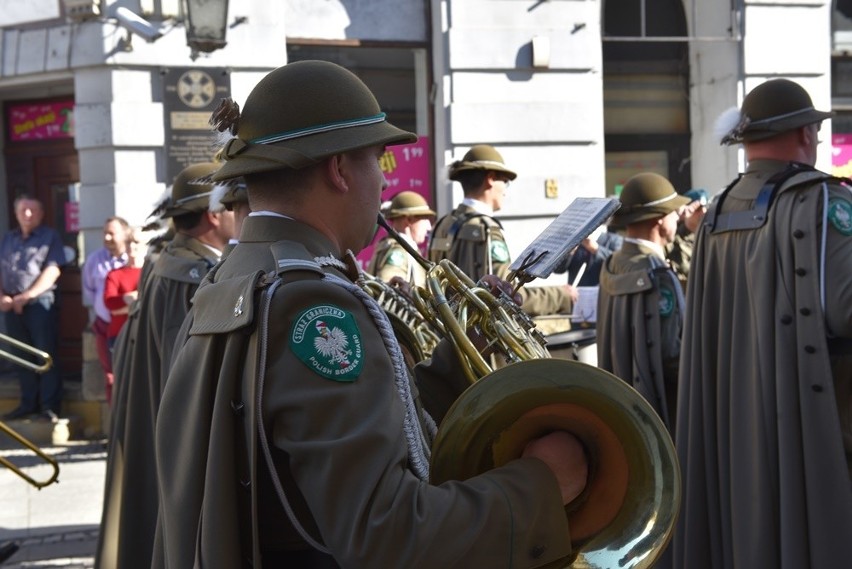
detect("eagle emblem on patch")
[290,305,363,381]
[490,241,510,263]
[658,286,675,317]
[828,198,852,236]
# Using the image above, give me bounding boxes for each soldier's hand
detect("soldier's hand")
[0,295,13,313]
[387,276,414,301]
[523,431,589,505]
[478,274,522,306]
[681,200,707,234]
[563,284,579,304]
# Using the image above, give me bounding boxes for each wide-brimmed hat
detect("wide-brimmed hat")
[209,179,248,212]
[719,79,833,145]
[159,162,221,219]
[211,61,416,181]
[384,191,436,219]
[448,145,517,181]
[611,172,690,226]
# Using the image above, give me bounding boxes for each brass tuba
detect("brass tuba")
[376,215,680,569]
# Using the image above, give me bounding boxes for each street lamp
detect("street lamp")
[184,0,230,59]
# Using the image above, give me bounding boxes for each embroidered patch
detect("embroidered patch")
[290,305,363,381]
[387,249,406,267]
[490,241,510,263]
[658,286,675,317]
[828,198,852,236]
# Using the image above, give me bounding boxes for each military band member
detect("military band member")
[675,78,852,569]
[428,145,577,316]
[597,172,689,431]
[368,190,435,286]
[154,60,589,569]
[96,163,235,569]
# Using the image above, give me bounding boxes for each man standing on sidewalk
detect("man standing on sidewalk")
[0,195,65,420]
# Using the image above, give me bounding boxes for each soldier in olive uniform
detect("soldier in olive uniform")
[597,172,689,432]
[428,145,577,316]
[368,190,435,286]
[675,78,852,568]
[96,163,236,569]
[154,61,589,569]
[664,188,708,292]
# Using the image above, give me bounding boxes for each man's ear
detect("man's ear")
[799,124,816,146]
[324,154,349,193]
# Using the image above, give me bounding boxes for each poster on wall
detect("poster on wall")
[832,133,852,178]
[163,67,230,181]
[355,136,433,271]
[7,100,75,141]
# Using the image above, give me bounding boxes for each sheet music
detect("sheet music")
[571,286,599,323]
[509,197,620,279]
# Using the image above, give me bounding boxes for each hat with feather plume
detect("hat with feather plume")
[716,79,833,145]
[209,60,416,181]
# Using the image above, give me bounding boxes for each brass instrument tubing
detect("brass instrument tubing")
[0,422,60,489]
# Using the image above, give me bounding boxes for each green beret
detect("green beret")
[384,191,436,219]
[448,145,517,181]
[212,61,416,180]
[612,172,690,226]
[720,79,833,145]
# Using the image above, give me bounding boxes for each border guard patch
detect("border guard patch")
[490,240,510,263]
[828,198,852,236]
[658,286,675,317]
[291,305,363,381]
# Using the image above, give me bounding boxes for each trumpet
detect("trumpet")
[376,214,680,569]
[0,332,53,373]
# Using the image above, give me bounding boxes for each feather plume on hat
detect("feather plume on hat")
[208,184,230,213]
[715,106,749,145]
[146,186,173,221]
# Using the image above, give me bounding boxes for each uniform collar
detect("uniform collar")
[623,237,667,260]
[461,197,494,216]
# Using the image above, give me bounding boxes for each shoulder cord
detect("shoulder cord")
[322,272,437,478]
[253,271,437,554]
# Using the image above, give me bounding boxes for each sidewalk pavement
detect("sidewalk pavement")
[0,437,105,568]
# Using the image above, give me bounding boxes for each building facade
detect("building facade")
[0,0,839,419]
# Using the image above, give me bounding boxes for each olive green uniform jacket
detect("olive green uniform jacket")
[674,160,852,569]
[664,229,695,293]
[95,233,220,569]
[597,241,683,430]
[368,235,426,286]
[154,215,572,569]
[428,203,572,317]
